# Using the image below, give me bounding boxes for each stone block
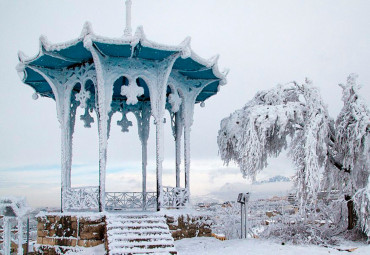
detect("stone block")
[37,229,48,237]
[55,238,77,247]
[79,224,104,240]
[43,237,56,246]
[71,239,77,247]
[77,239,103,247]
[168,224,178,231]
[37,222,45,231]
[49,229,56,237]
[54,217,76,238]
[37,237,43,244]
[71,221,77,230]
[79,217,103,225]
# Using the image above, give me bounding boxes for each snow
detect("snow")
[218,75,370,236]
[175,237,370,255]
[64,244,105,255]
[120,82,144,105]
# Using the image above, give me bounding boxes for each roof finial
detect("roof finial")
[124,0,132,36]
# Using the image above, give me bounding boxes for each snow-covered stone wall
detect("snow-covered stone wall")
[35,213,105,254]
[165,214,213,240]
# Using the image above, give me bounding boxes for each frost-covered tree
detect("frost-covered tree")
[217,74,370,236]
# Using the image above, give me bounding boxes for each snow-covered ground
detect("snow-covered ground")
[175,237,370,255]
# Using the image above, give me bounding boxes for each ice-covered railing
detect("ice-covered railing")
[104,187,188,211]
[105,192,156,211]
[0,197,32,255]
[63,186,99,211]
[162,186,189,208]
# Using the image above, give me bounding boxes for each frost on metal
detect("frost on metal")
[162,186,189,208]
[16,20,227,213]
[0,197,31,255]
[120,81,144,105]
[63,186,99,211]
[218,74,370,236]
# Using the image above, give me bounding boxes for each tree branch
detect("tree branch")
[327,152,351,173]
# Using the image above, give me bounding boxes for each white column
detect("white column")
[142,139,148,209]
[26,67,75,212]
[175,110,183,188]
[181,96,194,196]
[147,54,180,211]
[85,39,115,212]
[3,217,10,255]
[17,219,23,255]
[184,118,191,193]
[155,117,165,210]
[135,103,151,210]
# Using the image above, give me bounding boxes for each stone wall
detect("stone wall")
[165,214,213,240]
[36,214,105,254]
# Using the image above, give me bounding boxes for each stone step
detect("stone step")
[107,214,164,219]
[109,246,177,255]
[109,239,175,247]
[106,214,177,255]
[107,229,170,236]
[107,224,168,230]
[106,219,166,225]
[108,235,173,242]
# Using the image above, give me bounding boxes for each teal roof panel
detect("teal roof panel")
[136,45,177,61]
[50,41,91,62]
[30,54,77,69]
[173,57,205,71]
[179,68,218,80]
[94,42,132,58]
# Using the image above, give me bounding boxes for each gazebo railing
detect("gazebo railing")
[162,186,189,208]
[105,192,157,211]
[63,186,188,211]
[63,186,99,211]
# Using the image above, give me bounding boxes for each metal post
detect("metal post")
[26,218,30,254]
[17,218,23,255]
[124,0,132,36]
[240,203,243,239]
[244,202,247,238]
[4,217,10,255]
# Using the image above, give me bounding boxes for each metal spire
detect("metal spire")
[124,0,132,36]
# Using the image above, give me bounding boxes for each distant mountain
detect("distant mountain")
[254,175,291,185]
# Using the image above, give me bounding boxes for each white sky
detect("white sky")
[0,0,369,207]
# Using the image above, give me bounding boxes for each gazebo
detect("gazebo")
[16,1,227,212]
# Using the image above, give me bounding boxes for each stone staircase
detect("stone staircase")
[106,214,177,255]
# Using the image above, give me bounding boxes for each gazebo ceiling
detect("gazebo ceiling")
[17,22,227,104]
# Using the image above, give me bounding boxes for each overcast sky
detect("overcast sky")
[0,0,369,207]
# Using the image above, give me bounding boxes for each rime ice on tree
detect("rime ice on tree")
[16,1,227,212]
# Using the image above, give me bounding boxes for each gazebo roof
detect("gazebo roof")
[17,22,227,104]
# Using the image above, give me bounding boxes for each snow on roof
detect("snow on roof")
[17,22,227,104]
